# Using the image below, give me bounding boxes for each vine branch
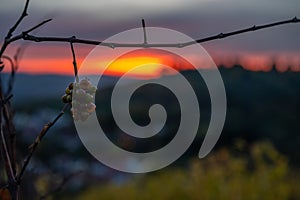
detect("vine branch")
[3,16,299,50]
[0,0,299,199]
[70,40,79,82]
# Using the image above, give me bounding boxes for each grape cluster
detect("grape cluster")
[62,83,74,104]
[62,79,97,121]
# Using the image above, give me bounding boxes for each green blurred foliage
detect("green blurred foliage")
[71,141,298,200]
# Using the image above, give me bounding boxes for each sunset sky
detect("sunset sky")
[0,0,299,76]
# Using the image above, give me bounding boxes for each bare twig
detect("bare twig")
[0,13,51,60]
[21,35,101,45]
[23,19,52,35]
[192,16,300,45]
[70,40,79,82]
[5,0,30,40]
[16,104,70,183]
[4,16,297,49]
[0,0,30,62]
[1,18,53,53]
[142,19,148,45]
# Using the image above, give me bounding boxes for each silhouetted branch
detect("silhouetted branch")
[5,0,30,40]
[142,19,148,45]
[0,10,51,61]
[16,104,70,183]
[191,16,300,45]
[22,35,101,45]
[0,0,30,64]
[70,40,79,82]
[0,0,299,199]
[4,16,299,49]
[1,19,53,53]
[23,19,53,35]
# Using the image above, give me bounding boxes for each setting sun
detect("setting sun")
[79,48,197,78]
[105,55,163,77]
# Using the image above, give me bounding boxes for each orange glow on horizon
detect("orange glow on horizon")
[100,49,196,78]
[2,45,299,76]
[3,57,85,75]
[104,56,163,77]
